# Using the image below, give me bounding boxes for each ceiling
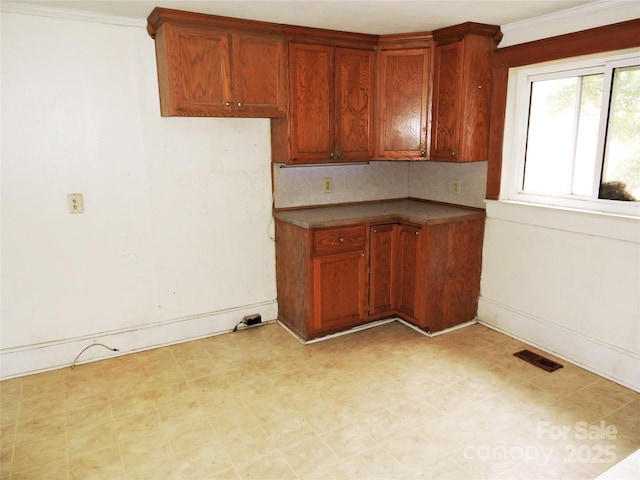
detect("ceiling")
[11,0,601,34]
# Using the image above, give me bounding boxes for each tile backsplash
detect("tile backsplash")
[273,162,409,208]
[409,161,488,209]
[273,161,487,209]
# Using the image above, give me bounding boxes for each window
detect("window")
[508,52,640,216]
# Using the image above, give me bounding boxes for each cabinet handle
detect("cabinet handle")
[339,237,345,244]
[451,151,457,157]
[420,151,426,157]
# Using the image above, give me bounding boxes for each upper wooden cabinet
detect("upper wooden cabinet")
[147,9,503,163]
[272,29,377,164]
[147,8,285,117]
[430,23,502,162]
[376,35,432,160]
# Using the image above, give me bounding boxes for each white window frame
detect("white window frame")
[505,51,640,217]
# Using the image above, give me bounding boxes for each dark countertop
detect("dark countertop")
[273,199,485,229]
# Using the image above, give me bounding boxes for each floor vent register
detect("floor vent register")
[513,349,563,372]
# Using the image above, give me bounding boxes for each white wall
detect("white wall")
[479,2,640,391]
[479,202,640,390]
[0,10,277,379]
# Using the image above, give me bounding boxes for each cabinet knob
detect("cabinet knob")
[339,237,345,244]
[336,152,341,159]
[361,252,365,257]
[237,102,242,107]
[451,151,457,157]
[329,153,335,159]
[225,101,231,106]
[415,231,420,236]
[420,151,426,157]
[373,229,377,233]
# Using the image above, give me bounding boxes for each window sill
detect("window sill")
[485,199,640,243]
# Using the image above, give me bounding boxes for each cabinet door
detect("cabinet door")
[335,48,375,160]
[160,24,232,116]
[289,43,335,162]
[377,48,431,159]
[430,41,464,161]
[369,225,395,316]
[231,32,285,116]
[313,250,366,332]
[395,224,421,320]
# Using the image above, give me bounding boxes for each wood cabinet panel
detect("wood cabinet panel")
[276,214,484,340]
[231,32,285,115]
[158,25,232,115]
[289,43,335,161]
[276,220,368,340]
[148,8,285,117]
[273,40,375,164]
[430,42,463,160]
[430,23,501,162]
[313,225,366,255]
[369,224,395,316]
[274,219,313,339]
[335,48,376,160]
[377,48,431,159]
[419,218,485,332]
[313,250,367,331]
[395,224,421,320]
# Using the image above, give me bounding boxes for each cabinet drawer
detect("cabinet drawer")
[313,226,365,255]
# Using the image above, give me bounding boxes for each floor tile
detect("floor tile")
[68,445,124,480]
[0,321,637,480]
[234,451,297,480]
[280,434,340,475]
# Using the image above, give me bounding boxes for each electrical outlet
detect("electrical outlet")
[244,314,262,326]
[452,180,462,195]
[323,178,333,194]
[67,193,84,213]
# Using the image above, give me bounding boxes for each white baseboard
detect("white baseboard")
[478,297,640,392]
[0,300,277,380]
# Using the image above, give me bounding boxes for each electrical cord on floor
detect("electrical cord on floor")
[71,343,119,369]
[233,319,248,332]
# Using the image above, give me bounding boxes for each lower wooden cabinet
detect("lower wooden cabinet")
[419,218,485,332]
[368,223,421,322]
[275,215,484,340]
[395,224,421,321]
[368,224,395,317]
[275,220,367,339]
[313,250,367,332]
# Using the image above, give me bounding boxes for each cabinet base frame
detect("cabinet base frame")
[277,316,477,344]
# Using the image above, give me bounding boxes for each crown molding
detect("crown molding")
[0,1,146,28]
[501,0,637,35]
